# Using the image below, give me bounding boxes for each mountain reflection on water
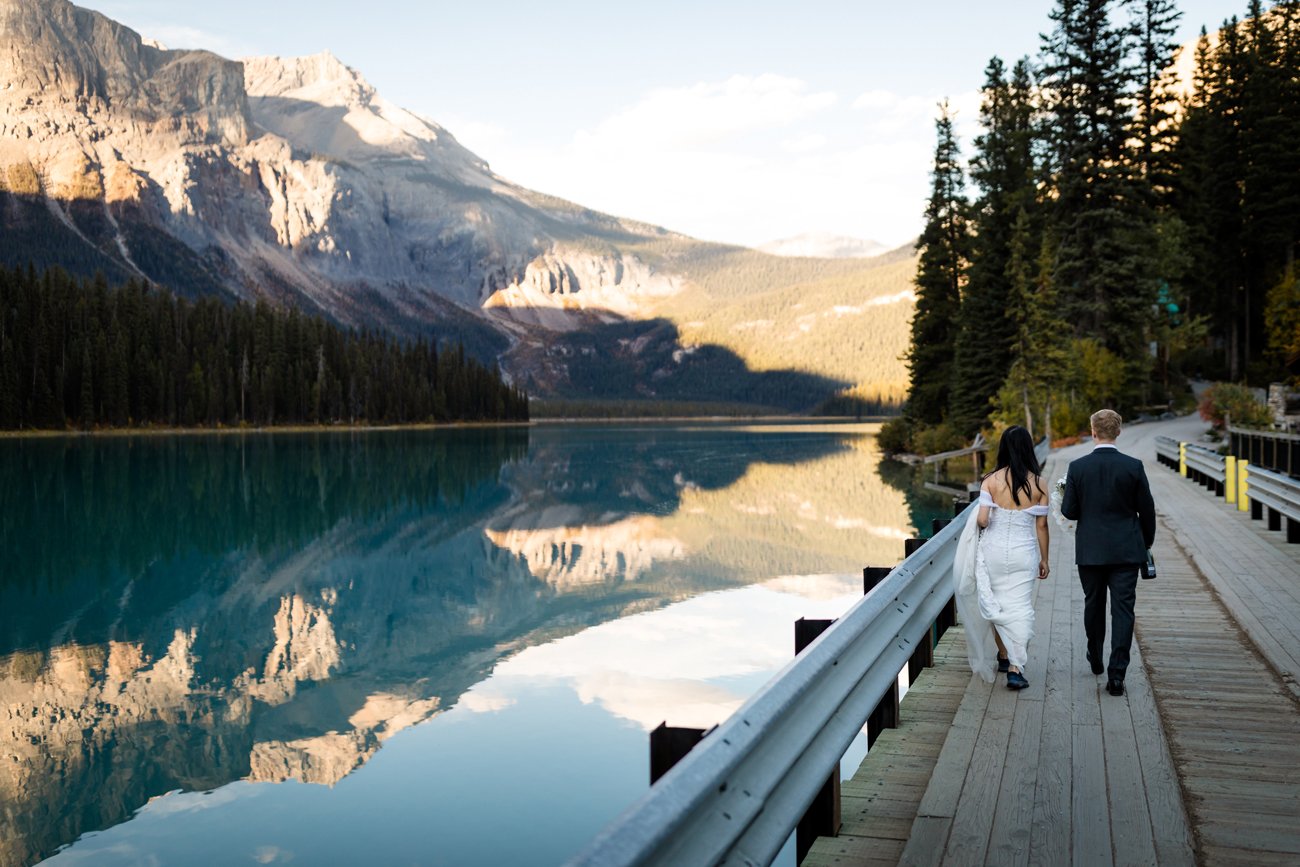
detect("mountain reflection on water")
[0,424,947,867]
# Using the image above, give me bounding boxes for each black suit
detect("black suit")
[1061,446,1157,681]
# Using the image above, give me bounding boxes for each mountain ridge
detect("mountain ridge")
[0,0,914,410]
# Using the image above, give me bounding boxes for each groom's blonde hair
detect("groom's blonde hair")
[1091,409,1123,440]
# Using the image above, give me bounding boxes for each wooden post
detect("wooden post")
[649,723,707,784]
[953,498,970,516]
[932,517,952,535]
[905,537,926,558]
[1238,461,1250,512]
[1288,517,1300,545]
[795,618,839,863]
[1226,456,1237,504]
[863,566,890,596]
[1268,507,1282,532]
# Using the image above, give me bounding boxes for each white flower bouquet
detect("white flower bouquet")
[1050,476,1076,534]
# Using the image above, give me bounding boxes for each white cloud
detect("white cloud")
[464,76,982,248]
[780,132,828,153]
[573,74,838,153]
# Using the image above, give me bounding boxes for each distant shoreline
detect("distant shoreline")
[0,416,890,438]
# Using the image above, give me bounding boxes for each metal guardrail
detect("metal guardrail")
[1244,464,1300,526]
[1155,435,1300,544]
[568,509,973,867]
[1154,436,1180,468]
[1184,443,1226,484]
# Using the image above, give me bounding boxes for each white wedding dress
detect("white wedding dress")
[953,490,1047,682]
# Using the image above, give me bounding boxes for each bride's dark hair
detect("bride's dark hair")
[989,425,1042,505]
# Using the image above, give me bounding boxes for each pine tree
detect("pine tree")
[905,104,970,427]
[1040,0,1159,395]
[1135,0,1184,198]
[951,58,1038,436]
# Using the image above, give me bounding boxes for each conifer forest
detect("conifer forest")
[0,265,529,430]
[887,0,1300,453]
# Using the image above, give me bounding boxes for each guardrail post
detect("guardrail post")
[1179,442,1187,477]
[1239,462,1250,512]
[953,498,970,516]
[1289,516,1300,544]
[932,517,952,535]
[1226,456,1237,504]
[1268,506,1282,532]
[905,537,926,558]
[863,566,890,596]
[649,723,707,784]
[794,618,839,863]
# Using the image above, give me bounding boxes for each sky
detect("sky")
[89,0,1247,249]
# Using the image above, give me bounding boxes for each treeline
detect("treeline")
[0,265,529,429]
[888,0,1299,454]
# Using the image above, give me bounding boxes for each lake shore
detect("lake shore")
[0,417,891,438]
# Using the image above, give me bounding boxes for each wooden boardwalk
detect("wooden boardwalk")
[807,419,1300,866]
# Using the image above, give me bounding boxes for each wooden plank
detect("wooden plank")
[898,816,952,867]
[911,675,993,820]
[1028,517,1075,867]
[940,684,1016,867]
[985,693,1043,867]
[1070,724,1111,864]
[1122,647,1195,866]
[1098,674,1158,867]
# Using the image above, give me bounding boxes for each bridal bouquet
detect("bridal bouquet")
[1050,476,1076,534]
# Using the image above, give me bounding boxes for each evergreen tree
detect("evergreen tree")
[1040,0,1160,396]
[951,58,1038,435]
[1135,0,1184,198]
[905,104,970,427]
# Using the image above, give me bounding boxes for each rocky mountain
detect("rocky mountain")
[0,0,914,410]
[757,233,889,259]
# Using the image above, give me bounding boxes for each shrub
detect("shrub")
[877,416,913,454]
[1197,382,1272,428]
[911,422,968,456]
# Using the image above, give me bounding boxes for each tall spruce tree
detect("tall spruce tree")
[1135,0,1184,198]
[1041,0,1160,399]
[951,58,1039,436]
[905,104,970,427]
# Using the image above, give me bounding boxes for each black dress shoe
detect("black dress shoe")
[1007,671,1029,690]
[1086,650,1104,675]
[1106,678,1125,697]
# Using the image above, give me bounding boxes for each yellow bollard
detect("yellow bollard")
[1225,456,1237,504]
[1238,461,1250,512]
[1179,442,1187,477]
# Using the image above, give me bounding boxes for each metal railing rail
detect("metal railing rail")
[1184,443,1226,484]
[1244,464,1300,525]
[1154,436,1180,469]
[567,511,973,867]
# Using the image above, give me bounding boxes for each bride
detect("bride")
[953,425,1050,689]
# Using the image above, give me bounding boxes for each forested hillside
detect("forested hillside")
[887,0,1300,453]
[0,265,529,430]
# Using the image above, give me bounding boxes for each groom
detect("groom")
[1061,409,1157,697]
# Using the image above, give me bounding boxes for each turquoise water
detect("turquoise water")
[0,424,948,867]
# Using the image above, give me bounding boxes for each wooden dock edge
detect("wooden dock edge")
[803,625,971,866]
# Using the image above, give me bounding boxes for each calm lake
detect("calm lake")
[0,423,949,867]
